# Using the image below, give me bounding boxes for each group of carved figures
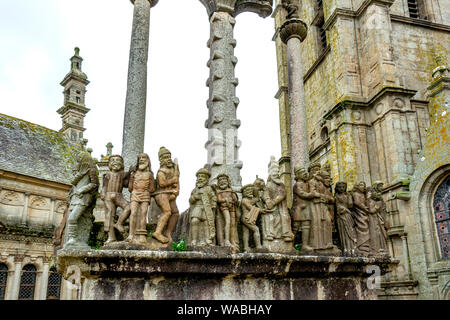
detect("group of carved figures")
[62,149,389,257]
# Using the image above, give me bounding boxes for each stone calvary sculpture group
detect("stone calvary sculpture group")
[61,148,389,258]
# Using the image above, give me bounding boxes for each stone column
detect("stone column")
[204,10,243,190]
[279,18,308,180]
[121,0,158,170]
[39,262,50,300]
[10,256,24,300]
[47,197,56,228]
[401,235,411,280]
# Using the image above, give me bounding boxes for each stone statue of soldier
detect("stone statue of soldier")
[215,173,240,249]
[334,181,357,256]
[152,147,180,244]
[189,168,217,247]
[64,151,99,249]
[367,183,389,257]
[100,154,130,244]
[241,184,263,252]
[261,156,294,251]
[128,153,155,244]
[351,181,371,256]
[292,166,314,251]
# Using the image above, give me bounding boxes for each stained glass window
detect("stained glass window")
[18,264,36,300]
[433,175,450,260]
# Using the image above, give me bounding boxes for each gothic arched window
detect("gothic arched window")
[18,264,37,300]
[46,267,62,300]
[0,263,7,300]
[433,175,450,260]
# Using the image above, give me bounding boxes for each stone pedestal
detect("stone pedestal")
[57,249,397,300]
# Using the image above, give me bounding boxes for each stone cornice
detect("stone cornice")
[390,14,450,32]
[56,102,90,116]
[355,0,395,17]
[0,170,71,194]
[323,87,417,120]
[274,86,288,99]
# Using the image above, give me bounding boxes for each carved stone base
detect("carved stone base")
[56,249,399,300]
[187,245,239,255]
[262,239,297,254]
[101,238,172,251]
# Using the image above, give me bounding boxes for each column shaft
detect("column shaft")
[122,0,151,169]
[286,37,309,173]
[39,263,50,300]
[205,11,242,190]
[11,262,21,300]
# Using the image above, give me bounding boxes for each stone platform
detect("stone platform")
[56,249,397,300]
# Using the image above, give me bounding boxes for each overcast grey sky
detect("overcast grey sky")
[0,0,282,211]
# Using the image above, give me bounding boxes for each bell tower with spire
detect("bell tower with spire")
[57,47,90,143]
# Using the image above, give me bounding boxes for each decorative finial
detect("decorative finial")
[106,142,114,156]
[74,47,80,56]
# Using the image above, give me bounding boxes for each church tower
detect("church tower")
[57,47,90,143]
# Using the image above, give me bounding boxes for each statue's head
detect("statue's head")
[196,168,210,188]
[320,170,332,187]
[242,184,254,199]
[355,181,367,193]
[108,155,124,172]
[254,176,265,190]
[372,181,384,193]
[309,162,321,175]
[158,146,173,168]
[136,153,151,172]
[294,167,309,181]
[335,181,347,194]
[268,156,281,181]
[74,151,94,173]
[217,173,231,190]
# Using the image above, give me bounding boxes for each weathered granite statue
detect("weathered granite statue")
[214,173,240,249]
[153,147,180,244]
[282,0,299,19]
[261,157,294,252]
[253,176,266,210]
[128,153,155,244]
[351,181,371,256]
[241,184,263,252]
[64,151,99,249]
[335,181,357,256]
[318,170,339,253]
[367,183,389,257]
[292,166,314,251]
[189,168,217,247]
[100,155,130,244]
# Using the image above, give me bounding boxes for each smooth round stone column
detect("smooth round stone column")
[279,19,308,177]
[122,0,158,170]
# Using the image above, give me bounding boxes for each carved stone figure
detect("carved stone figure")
[64,151,99,249]
[214,173,239,248]
[152,147,180,244]
[128,153,155,244]
[261,157,294,251]
[367,183,389,256]
[351,181,371,256]
[318,170,339,253]
[281,0,299,19]
[292,166,314,251]
[240,184,263,252]
[99,155,130,244]
[335,181,357,255]
[189,168,217,247]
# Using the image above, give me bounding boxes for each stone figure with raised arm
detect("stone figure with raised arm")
[241,184,264,252]
[64,151,99,248]
[152,147,180,244]
[100,154,130,244]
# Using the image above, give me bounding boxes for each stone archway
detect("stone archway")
[433,175,450,260]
